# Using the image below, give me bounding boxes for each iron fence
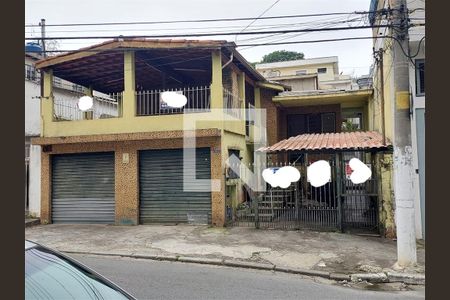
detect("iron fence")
[229,152,379,233]
[136,86,210,116]
[53,92,122,121]
[223,88,243,119]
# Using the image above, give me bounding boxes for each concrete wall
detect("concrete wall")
[276,77,316,91]
[409,38,425,239]
[258,62,337,82]
[39,134,225,226]
[28,145,41,217]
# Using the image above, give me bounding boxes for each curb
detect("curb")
[62,250,424,285]
[25,219,40,228]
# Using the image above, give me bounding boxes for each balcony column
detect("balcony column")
[41,70,53,137]
[123,51,136,119]
[238,72,246,108]
[83,86,94,120]
[254,86,261,108]
[210,50,223,109]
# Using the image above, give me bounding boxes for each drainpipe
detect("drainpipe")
[222,52,234,69]
[378,50,386,146]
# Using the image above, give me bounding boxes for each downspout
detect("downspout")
[379,49,386,146]
[222,52,233,69]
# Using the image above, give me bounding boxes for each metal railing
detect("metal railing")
[136,86,210,116]
[53,92,122,121]
[223,88,243,118]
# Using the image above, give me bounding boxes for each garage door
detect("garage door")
[52,152,115,224]
[139,148,211,224]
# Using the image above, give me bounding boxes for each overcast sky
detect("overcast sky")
[25,0,374,76]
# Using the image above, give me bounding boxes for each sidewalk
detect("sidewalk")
[25,224,425,283]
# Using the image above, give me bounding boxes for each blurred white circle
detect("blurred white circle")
[77,96,93,111]
[307,160,331,188]
[277,166,301,182]
[349,158,372,184]
[161,91,187,108]
[262,168,276,186]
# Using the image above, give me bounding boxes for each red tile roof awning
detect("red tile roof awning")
[257,131,391,153]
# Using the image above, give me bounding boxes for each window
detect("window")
[295,70,307,75]
[267,70,280,78]
[317,68,327,74]
[321,113,336,133]
[25,64,38,81]
[415,59,425,96]
[227,149,240,179]
[342,111,363,132]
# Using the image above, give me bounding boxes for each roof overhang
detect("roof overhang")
[257,131,391,153]
[273,89,373,108]
[256,81,289,92]
[33,38,272,93]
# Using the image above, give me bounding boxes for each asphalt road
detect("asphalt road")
[72,254,425,300]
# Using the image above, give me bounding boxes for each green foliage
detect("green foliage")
[260,50,305,63]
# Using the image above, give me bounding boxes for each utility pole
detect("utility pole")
[391,0,417,267]
[39,18,47,57]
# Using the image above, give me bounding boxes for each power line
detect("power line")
[24,10,384,28]
[25,24,394,41]
[25,35,394,54]
[236,0,281,42]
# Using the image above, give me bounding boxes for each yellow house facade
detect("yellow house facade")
[32,39,284,227]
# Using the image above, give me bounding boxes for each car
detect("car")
[25,240,136,300]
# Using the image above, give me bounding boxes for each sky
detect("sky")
[25,0,375,77]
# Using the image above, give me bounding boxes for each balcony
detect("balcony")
[54,92,123,121]
[36,40,268,138]
[136,86,210,116]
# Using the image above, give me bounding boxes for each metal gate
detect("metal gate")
[139,148,212,224]
[232,152,379,233]
[52,152,115,224]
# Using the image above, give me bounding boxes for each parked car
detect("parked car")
[25,240,136,299]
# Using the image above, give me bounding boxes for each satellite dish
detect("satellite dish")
[160,91,187,108]
[77,96,93,111]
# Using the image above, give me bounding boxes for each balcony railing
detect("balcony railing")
[223,88,243,118]
[53,92,122,121]
[136,86,210,116]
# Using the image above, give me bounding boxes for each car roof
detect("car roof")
[25,240,37,250]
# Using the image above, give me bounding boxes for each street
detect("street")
[72,254,425,300]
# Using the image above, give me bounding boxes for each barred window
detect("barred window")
[415,59,425,96]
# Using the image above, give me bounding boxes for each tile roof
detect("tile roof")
[257,131,391,153]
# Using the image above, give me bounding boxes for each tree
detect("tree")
[260,50,304,63]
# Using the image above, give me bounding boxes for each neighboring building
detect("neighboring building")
[31,39,284,226]
[25,46,120,217]
[370,0,425,239]
[256,56,359,92]
[249,56,394,235]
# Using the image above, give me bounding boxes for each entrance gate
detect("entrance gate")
[230,151,379,233]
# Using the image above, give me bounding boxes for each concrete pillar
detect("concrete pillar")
[210,50,223,109]
[210,142,225,226]
[391,0,417,267]
[123,51,136,119]
[114,148,139,225]
[254,87,261,108]
[41,70,53,137]
[40,152,51,224]
[28,145,42,217]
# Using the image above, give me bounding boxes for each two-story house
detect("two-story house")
[31,38,284,227]
[249,56,394,236]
